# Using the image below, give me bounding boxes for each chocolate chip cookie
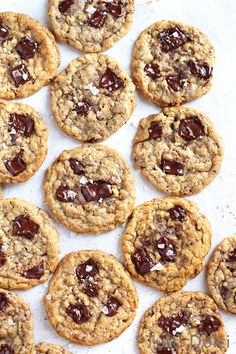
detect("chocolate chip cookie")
[0,288,34,353]
[0,12,60,99]
[48,0,134,53]
[44,250,138,345]
[50,54,136,142]
[207,235,236,314]
[0,100,48,184]
[44,144,136,234]
[35,343,71,354]
[132,20,215,107]
[121,197,211,293]
[133,106,223,196]
[138,291,227,354]
[0,198,59,290]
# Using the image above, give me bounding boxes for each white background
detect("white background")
[0,0,236,352]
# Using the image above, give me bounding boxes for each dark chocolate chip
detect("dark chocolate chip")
[69,158,84,175]
[99,68,124,92]
[76,259,98,282]
[12,215,39,240]
[158,26,188,52]
[0,293,9,312]
[131,248,153,275]
[156,236,176,262]
[55,185,77,203]
[166,74,185,91]
[187,60,213,80]
[179,117,205,141]
[10,63,31,87]
[144,63,161,79]
[83,282,99,297]
[75,100,90,115]
[58,0,75,13]
[22,262,44,279]
[16,37,38,60]
[105,296,121,316]
[228,248,236,262]
[161,158,184,176]
[9,114,34,137]
[66,303,91,324]
[158,311,189,335]
[88,9,107,28]
[168,205,186,222]
[156,347,172,354]
[81,181,112,202]
[148,121,163,140]
[0,21,9,44]
[4,156,26,176]
[0,344,14,354]
[197,316,221,335]
[0,244,7,267]
[106,1,123,18]
[220,285,230,301]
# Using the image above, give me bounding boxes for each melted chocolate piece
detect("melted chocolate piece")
[106,1,123,18]
[220,285,230,301]
[16,37,38,60]
[88,9,107,28]
[83,282,99,297]
[9,114,34,137]
[161,158,184,176]
[76,259,98,282]
[169,205,186,222]
[69,158,84,175]
[55,185,77,203]
[166,74,185,91]
[81,181,112,202]
[156,236,176,262]
[156,347,172,354]
[10,63,31,87]
[144,63,161,79]
[12,215,39,240]
[75,100,90,115]
[0,244,7,267]
[0,344,14,354]
[228,248,236,262]
[59,0,74,13]
[131,248,153,275]
[234,294,236,304]
[197,316,221,335]
[179,117,205,141]
[66,303,91,324]
[99,68,124,92]
[148,121,163,140]
[105,296,121,317]
[4,156,26,176]
[0,21,9,44]
[158,311,188,335]
[187,60,213,80]
[22,262,44,279]
[158,26,188,52]
[0,293,9,312]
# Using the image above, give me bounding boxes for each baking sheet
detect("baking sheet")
[0,0,236,352]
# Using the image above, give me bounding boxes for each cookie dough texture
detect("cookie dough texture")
[0,198,59,290]
[138,291,227,354]
[44,144,136,234]
[0,288,34,354]
[132,20,215,107]
[35,343,71,354]
[44,250,138,345]
[122,197,211,293]
[0,100,48,184]
[50,54,136,142]
[133,106,223,196]
[48,0,134,53]
[207,235,236,314]
[0,12,60,99]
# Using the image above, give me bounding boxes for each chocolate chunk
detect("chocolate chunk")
[105,296,121,317]
[88,9,107,28]
[106,1,123,18]
[81,181,112,202]
[0,344,14,354]
[156,347,172,354]
[4,156,26,176]
[144,63,161,79]
[22,262,44,279]
[148,121,163,140]
[179,117,205,141]
[158,311,188,335]
[9,114,34,137]
[10,63,31,87]
[12,215,39,240]
[220,285,230,301]
[69,158,84,175]
[187,60,213,80]
[76,259,98,282]
[55,185,77,203]
[161,158,184,176]
[228,248,236,262]
[0,293,9,312]
[234,294,236,304]
[58,0,74,13]
[197,316,221,335]
[16,37,38,60]
[156,236,176,262]
[66,303,91,324]
[75,100,90,115]
[99,68,124,92]
[169,205,186,222]
[158,26,188,52]
[0,21,9,44]
[83,282,99,297]
[166,74,185,91]
[0,244,7,267]
[131,248,153,275]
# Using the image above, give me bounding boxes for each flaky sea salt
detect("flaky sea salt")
[79,176,88,185]
[86,5,96,14]
[8,319,15,326]
[102,306,109,315]
[150,263,164,271]
[84,83,99,95]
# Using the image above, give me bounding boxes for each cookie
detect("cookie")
[0,288,34,353]
[0,198,59,290]
[0,12,60,99]
[35,343,72,354]
[207,235,236,314]
[0,100,48,184]
[133,106,223,196]
[44,144,136,234]
[132,20,215,107]
[48,0,134,53]
[138,291,227,354]
[50,54,136,142]
[44,250,138,345]
[121,197,211,293]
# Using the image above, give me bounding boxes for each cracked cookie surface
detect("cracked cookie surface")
[0,288,34,353]
[121,197,211,293]
[207,235,236,314]
[0,198,59,290]
[44,250,138,345]
[35,343,71,354]
[44,144,136,234]
[48,0,134,52]
[132,20,215,107]
[138,291,227,354]
[50,54,136,142]
[0,100,48,184]
[0,12,60,99]
[132,106,223,196]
